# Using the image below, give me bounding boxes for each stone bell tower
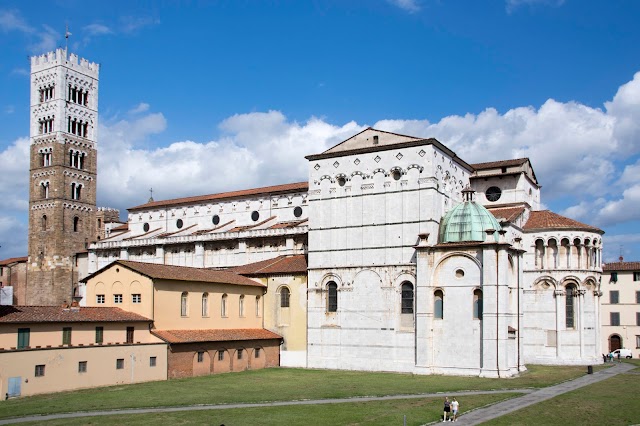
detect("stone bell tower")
[27,48,99,305]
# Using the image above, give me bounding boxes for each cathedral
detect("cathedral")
[24,49,604,378]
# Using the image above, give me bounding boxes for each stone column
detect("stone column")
[195,242,205,268]
[554,289,564,359]
[155,245,164,264]
[415,233,431,369]
[119,248,129,260]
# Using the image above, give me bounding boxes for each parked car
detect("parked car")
[608,349,633,359]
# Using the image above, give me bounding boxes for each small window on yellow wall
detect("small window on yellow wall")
[239,295,245,317]
[202,293,209,317]
[255,296,261,316]
[221,294,228,317]
[181,292,188,317]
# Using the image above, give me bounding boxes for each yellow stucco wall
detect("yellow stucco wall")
[85,265,155,320]
[0,343,167,397]
[262,274,307,352]
[0,321,161,350]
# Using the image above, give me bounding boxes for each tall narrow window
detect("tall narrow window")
[95,326,103,344]
[41,215,47,231]
[239,295,245,317]
[566,285,576,328]
[327,281,338,312]
[434,290,444,319]
[202,293,209,317]
[473,289,483,320]
[17,328,30,349]
[62,327,72,345]
[126,327,134,344]
[221,294,228,317]
[73,216,80,232]
[401,282,414,314]
[280,287,290,308]
[181,292,188,317]
[634,272,640,282]
[255,296,261,316]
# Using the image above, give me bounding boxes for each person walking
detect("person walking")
[451,398,459,422]
[443,397,451,422]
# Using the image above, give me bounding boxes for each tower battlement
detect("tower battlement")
[31,48,99,76]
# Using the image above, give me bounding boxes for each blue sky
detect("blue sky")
[1,0,640,262]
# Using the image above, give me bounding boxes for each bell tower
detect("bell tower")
[27,48,99,305]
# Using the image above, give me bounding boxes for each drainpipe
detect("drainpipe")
[514,238,522,371]
[496,246,499,376]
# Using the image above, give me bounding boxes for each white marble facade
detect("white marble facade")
[88,127,604,375]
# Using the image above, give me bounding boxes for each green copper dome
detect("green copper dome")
[438,199,502,243]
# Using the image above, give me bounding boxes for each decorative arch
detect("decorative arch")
[432,251,482,273]
[532,275,558,290]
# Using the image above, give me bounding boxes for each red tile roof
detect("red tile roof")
[151,328,282,343]
[0,256,28,266]
[110,224,129,232]
[471,158,529,170]
[603,262,640,271]
[129,182,309,211]
[0,306,152,323]
[227,216,276,233]
[81,260,265,288]
[487,207,525,223]
[523,210,603,234]
[231,255,307,275]
[269,219,308,229]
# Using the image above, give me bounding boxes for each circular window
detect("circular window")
[392,170,402,181]
[251,211,260,222]
[143,223,150,232]
[455,269,465,278]
[337,177,346,187]
[212,215,220,225]
[486,186,502,202]
[293,206,303,218]
[176,219,183,229]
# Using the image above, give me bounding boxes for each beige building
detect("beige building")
[0,257,27,305]
[601,259,640,357]
[82,260,282,378]
[0,305,166,397]
[231,255,308,366]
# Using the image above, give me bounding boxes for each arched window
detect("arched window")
[535,239,545,269]
[239,295,245,317]
[434,290,444,319]
[255,296,261,316]
[327,281,338,312]
[473,289,483,320]
[73,216,80,232]
[401,282,414,314]
[221,294,228,317]
[566,284,576,328]
[181,292,188,317]
[280,287,290,308]
[41,215,47,231]
[40,182,49,199]
[201,293,209,317]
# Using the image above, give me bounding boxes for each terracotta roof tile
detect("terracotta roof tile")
[0,306,152,323]
[0,256,28,266]
[191,220,235,236]
[110,224,129,232]
[269,219,308,229]
[231,255,307,275]
[603,262,640,271]
[487,207,525,223]
[129,182,308,211]
[227,216,276,233]
[81,260,265,288]
[151,328,282,343]
[523,210,603,233]
[471,158,529,170]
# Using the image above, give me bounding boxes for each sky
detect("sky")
[1,0,640,262]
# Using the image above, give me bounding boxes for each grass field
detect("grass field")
[482,366,640,425]
[14,393,523,426]
[0,365,591,420]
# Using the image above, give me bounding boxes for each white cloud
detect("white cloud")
[128,103,150,115]
[119,16,160,34]
[0,9,31,33]
[506,0,565,13]
[10,68,28,77]
[83,23,113,36]
[387,0,421,13]
[0,9,59,53]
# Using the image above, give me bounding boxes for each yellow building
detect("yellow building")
[601,259,640,357]
[82,260,282,378]
[0,305,166,398]
[231,255,308,366]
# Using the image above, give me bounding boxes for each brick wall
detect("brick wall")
[166,339,280,379]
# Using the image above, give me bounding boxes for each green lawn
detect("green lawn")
[16,393,523,426]
[0,365,591,420]
[482,368,640,425]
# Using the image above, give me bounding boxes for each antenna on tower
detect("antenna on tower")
[148,188,154,203]
[65,24,72,56]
